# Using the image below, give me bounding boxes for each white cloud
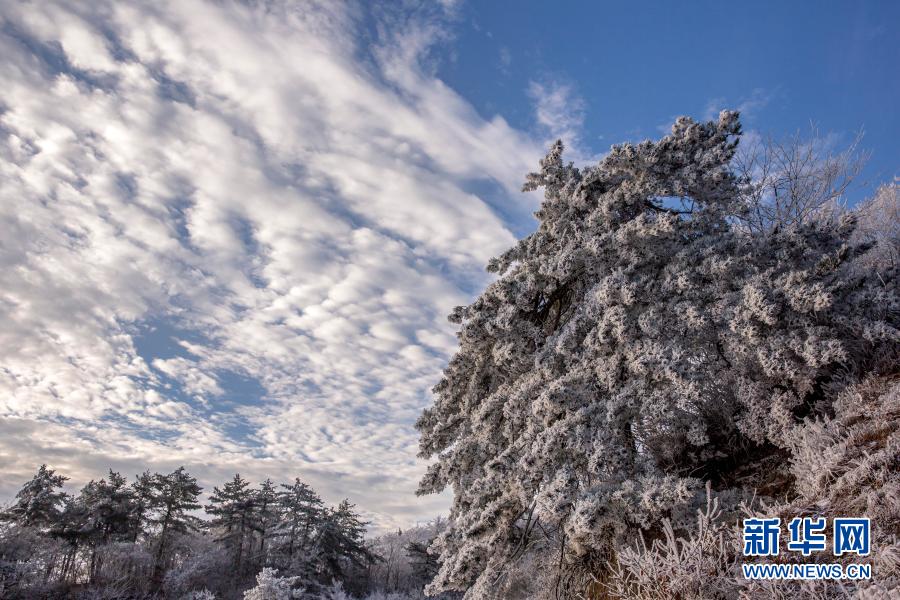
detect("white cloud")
[498,46,512,74]
[527,79,601,166]
[0,0,546,531]
[703,87,774,122]
[528,80,584,147]
[653,88,775,139]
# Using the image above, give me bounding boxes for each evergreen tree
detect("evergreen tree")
[50,495,88,585]
[416,112,899,596]
[76,470,136,582]
[254,478,278,569]
[312,500,377,586]
[406,540,440,589]
[1,465,68,529]
[205,473,257,577]
[129,470,155,543]
[274,478,324,567]
[79,471,135,544]
[148,467,202,586]
[0,467,382,597]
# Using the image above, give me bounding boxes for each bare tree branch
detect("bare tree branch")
[733,127,869,232]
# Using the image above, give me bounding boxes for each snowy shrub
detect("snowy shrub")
[243,567,303,600]
[851,182,899,272]
[788,377,900,532]
[0,525,67,598]
[778,376,900,597]
[358,591,429,600]
[183,590,217,600]
[601,376,900,600]
[163,533,230,600]
[91,541,153,595]
[318,580,352,600]
[604,486,742,600]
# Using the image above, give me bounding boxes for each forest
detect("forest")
[0,464,454,599]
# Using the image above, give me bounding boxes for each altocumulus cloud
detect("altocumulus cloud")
[0,0,546,530]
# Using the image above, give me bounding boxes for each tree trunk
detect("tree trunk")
[152,508,172,589]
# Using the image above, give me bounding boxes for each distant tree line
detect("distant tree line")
[0,465,449,599]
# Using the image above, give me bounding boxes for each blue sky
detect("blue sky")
[0,0,895,532]
[440,0,897,204]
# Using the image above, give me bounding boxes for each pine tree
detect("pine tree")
[76,470,136,582]
[79,471,135,543]
[275,478,324,567]
[416,112,899,596]
[51,495,88,585]
[205,473,258,577]
[0,467,383,597]
[129,470,155,543]
[312,500,377,587]
[148,467,202,586]
[406,540,440,589]
[1,465,69,530]
[255,478,278,569]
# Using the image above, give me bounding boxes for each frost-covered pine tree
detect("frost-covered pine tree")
[129,470,155,543]
[1,465,68,529]
[206,474,258,577]
[78,470,135,544]
[311,500,377,587]
[75,470,137,583]
[255,478,278,569]
[149,467,202,586]
[416,112,899,597]
[274,478,325,568]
